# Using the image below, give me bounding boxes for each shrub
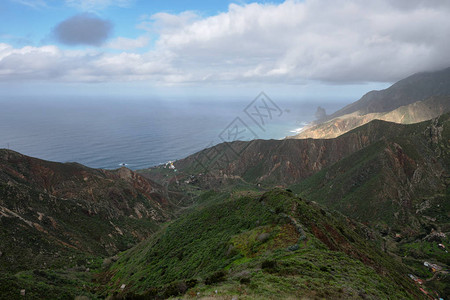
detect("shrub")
[240,277,251,284]
[185,279,198,289]
[204,270,226,285]
[163,281,187,298]
[288,244,300,251]
[261,260,277,270]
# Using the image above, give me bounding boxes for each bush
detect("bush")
[288,244,300,251]
[185,279,198,289]
[261,260,277,269]
[140,287,158,299]
[204,270,226,285]
[240,277,251,284]
[163,281,187,298]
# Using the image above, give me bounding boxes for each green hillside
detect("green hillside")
[290,114,450,296]
[99,190,426,299]
[0,150,180,299]
[291,113,449,228]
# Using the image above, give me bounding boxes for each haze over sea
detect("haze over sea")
[1,96,347,170]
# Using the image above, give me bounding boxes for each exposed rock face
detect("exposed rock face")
[0,150,175,272]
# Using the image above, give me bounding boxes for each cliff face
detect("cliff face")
[0,150,174,273]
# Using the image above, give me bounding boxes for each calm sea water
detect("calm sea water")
[0,96,348,170]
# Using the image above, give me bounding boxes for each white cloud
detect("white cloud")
[150,0,450,83]
[1,0,450,84]
[0,43,173,82]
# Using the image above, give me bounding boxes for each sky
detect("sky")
[0,0,449,99]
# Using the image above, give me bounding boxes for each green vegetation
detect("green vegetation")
[290,114,449,230]
[289,140,399,225]
[0,260,103,299]
[99,190,424,299]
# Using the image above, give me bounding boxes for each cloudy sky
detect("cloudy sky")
[0,0,449,98]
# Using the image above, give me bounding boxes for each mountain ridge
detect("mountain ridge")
[329,66,450,119]
[99,189,427,299]
[137,113,449,298]
[292,95,450,139]
[290,67,450,140]
[142,113,449,246]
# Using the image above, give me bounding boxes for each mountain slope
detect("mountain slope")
[140,113,449,298]
[0,149,176,274]
[100,189,427,299]
[293,95,450,139]
[288,113,450,299]
[163,119,411,188]
[329,66,450,119]
[291,113,449,228]
[147,114,448,191]
[141,115,449,268]
[290,67,450,140]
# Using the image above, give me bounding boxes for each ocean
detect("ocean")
[0,96,348,170]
